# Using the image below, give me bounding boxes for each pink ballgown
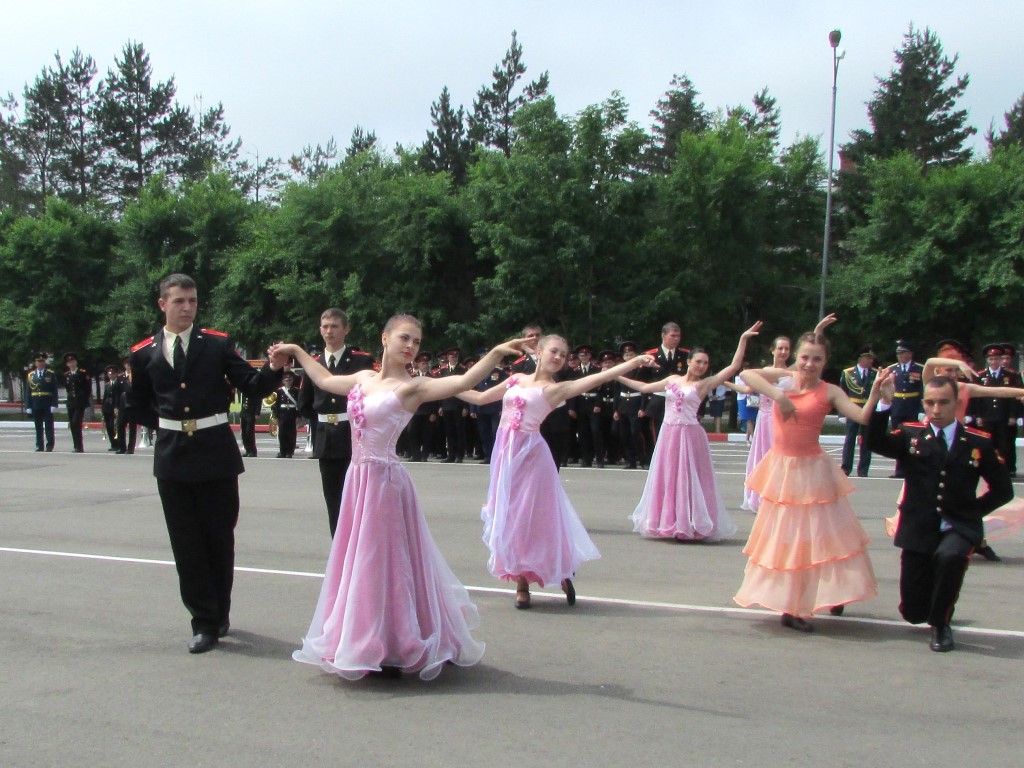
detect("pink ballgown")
[631,382,736,541]
[293,384,484,680]
[482,380,600,586]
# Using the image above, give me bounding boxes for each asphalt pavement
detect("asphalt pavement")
[2,427,1022,768]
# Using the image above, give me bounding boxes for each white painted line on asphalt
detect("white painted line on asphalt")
[4,545,1023,640]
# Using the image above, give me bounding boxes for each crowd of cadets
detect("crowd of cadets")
[23,339,1021,469]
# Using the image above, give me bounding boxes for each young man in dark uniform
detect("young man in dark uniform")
[126,273,285,654]
[26,353,59,452]
[296,308,374,537]
[969,343,1020,477]
[886,340,925,478]
[101,364,119,449]
[642,322,689,444]
[272,371,300,458]
[62,352,92,452]
[839,347,878,477]
[239,391,261,457]
[436,347,467,463]
[868,373,1012,652]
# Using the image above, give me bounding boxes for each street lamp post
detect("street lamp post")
[819,29,844,320]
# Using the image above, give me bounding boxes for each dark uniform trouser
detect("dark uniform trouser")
[240,413,257,455]
[442,409,465,460]
[67,405,86,450]
[408,414,433,461]
[319,456,352,537]
[841,417,871,475]
[103,411,116,443]
[899,530,973,627]
[33,410,55,450]
[157,477,239,634]
[277,412,297,455]
[115,413,137,452]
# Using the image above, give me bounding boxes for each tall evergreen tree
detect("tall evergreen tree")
[95,41,194,203]
[421,86,471,185]
[987,93,1024,151]
[648,74,711,171]
[51,49,102,206]
[346,125,378,158]
[469,30,550,156]
[843,26,975,171]
[288,138,337,182]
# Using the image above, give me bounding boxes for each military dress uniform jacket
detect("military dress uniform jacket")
[839,366,877,406]
[867,410,1012,554]
[641,347,689,409]
[63,368,92,411]
[127,327,282,482]
[968,368,1020,427]
[887,361,924,423]
[297,347,374,459]
[27,368,60,411]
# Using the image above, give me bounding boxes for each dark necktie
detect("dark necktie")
[173,336,185,374]
[327,354,337,373]
[934,428,948,460]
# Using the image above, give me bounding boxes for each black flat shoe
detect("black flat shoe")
[930,625,954,652]
[218,622,230,638]
[188,632,218,654]
[829,605,845,616]
[561,578,576,606]
[371,666,402,679]
[976,545,1001,562]
[781,613,814,633]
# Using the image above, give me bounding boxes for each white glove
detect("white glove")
[51,406,57,413]
[26,408,32,414]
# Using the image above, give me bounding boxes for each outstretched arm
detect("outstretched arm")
[697,321,763,397]
[813,313,837,336]
[962,383,1024,400]
[269,343,368,396]
[550,355,656,403]
[617,372,669,395]
[923,357,975,383]
[457,382,509,407]
[410,339,525,406]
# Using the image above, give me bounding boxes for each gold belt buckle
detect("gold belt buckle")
[326,414,339,425]
[182,419,197,436]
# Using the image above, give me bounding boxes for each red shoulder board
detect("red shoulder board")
[903,421,926,428]
[644,348,659,356]
[512,355,527,364]
[679,347,692,355]
[352,349,371,357]
[131,336,154,353]
[964,426,991,438]
[202,328,228,337]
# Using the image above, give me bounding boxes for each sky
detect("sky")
[4,1,1022,164]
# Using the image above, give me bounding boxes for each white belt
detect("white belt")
[620,392,642,398]
[318,412,349,424]
[652,391,667,397]
[158,413,228,435]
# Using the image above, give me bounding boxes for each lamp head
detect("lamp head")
[829,29,842,48]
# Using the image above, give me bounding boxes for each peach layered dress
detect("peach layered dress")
[734,382,878,617]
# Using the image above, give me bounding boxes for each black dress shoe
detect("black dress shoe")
[218,622,230,638]
[829,605,845,616]
[930,625,954,652]
[561,578,576,606]
[781,613,814,633]
[976,544,1002,562]
[188,633,218,654]
[888,472,904,479]
[857,472,868,478]
[371,666,402,679]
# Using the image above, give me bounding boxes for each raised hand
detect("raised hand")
[813,313,838,335]
[741,321,763,340]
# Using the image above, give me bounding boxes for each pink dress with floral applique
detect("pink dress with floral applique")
[481,379,600,586]
[293,384,484,680]
[631,382,736,541]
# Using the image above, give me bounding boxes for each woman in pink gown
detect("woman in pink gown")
[272,318,524,679]
[733,330,880,632]
[620,323,762,541]
[459,335,655,609]
[739,336,790,513]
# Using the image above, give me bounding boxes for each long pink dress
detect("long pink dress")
[293,385,485,680]
[482,380,600,586]
[734,382,878,617]
[631,382,736,541]
[741,393,777,512]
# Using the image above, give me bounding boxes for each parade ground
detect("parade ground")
[2,427,1022,768]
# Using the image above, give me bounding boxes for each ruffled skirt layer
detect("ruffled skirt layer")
[293,462,484,680]
[632,423,736,541]
[741,416,773,512]
[734,450,877,617]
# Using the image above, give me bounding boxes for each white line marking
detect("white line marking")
[3,546,1022,639]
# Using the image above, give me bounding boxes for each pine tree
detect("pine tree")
[648,74,710,170]
[843,26,975,171]
[987,93,1024,150]
[346,125,378,158]
[421,86,470,184]
[469,30,549,156]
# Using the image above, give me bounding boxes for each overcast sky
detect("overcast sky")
[5,1,1022,163]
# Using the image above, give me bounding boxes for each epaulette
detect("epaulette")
[352,349,371,356]
[964,426,992,438]
[512,354,527,364]
[202,328,228,338]
[680,346,691,355]
[644,348,659,356]
[131,336,154,353]
[902,421,926,428]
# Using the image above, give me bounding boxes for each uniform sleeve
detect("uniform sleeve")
[865,408,903,459]
[977,440,1014,516]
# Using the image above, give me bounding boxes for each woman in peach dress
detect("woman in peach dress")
[733,330,879,632]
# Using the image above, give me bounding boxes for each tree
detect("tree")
[50,49,103,206]
[843,26,975,172]
[288,138,338,183]
[421,86,471,185]
[345,125,378,158]
[179,98,242,182]
[648,73,711,171]
[95,41,194,203]
[730,87,782,146]
[469,30,550,156]
[987,93,1024,151]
